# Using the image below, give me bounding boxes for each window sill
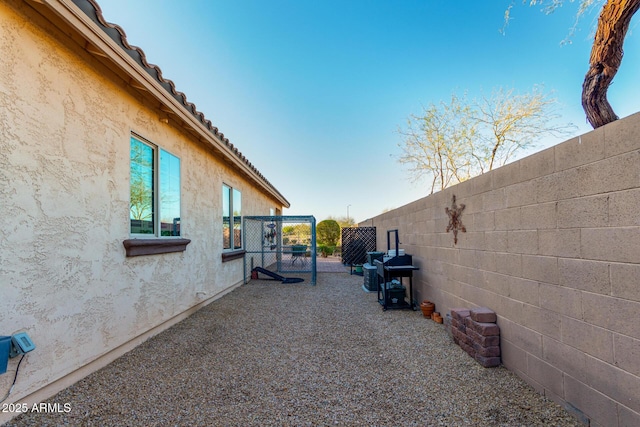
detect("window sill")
[123,238,191,257]
[222,249,246,262]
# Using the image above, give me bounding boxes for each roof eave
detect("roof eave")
[28,0,290,208]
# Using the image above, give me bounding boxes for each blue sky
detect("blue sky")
[97,0,640,223]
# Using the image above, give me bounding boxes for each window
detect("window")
[222,184,242,250]
[130,135,181,237]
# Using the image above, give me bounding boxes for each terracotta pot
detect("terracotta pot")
[431,311,440,321]
[420,306,434,317]
[420,301,435,318]
[434,315,443,324]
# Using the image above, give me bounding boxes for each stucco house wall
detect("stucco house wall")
[0,0,287,422]
[364,113,640,426]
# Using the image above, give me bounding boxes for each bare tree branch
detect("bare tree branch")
[504,0,640,128]
[582,0,640,128]
[397,87,575,193]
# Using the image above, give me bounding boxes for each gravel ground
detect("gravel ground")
[6,272,581,427]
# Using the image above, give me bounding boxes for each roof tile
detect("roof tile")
[74,0,288,205]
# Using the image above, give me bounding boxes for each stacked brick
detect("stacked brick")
[450,307,501,368]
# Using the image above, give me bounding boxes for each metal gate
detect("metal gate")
[341,226,377,266]
[243,216,317,285]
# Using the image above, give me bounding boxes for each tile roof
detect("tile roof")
[71,0,288,206]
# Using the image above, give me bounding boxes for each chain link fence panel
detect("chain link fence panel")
[243,216,316,285]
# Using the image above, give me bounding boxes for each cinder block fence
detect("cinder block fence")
[366,112,640,426]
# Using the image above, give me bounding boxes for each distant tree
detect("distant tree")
[329,216,355,228]
[504,0,640,129]
[398,87,573,194]
[471,86,573,172]
[282,224,311,245]
[398,94,474,194]
[316,220,341,247]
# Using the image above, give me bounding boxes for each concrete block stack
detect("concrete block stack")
[450,307,501,368]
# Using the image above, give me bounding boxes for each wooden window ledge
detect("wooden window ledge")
[123,238,191,257]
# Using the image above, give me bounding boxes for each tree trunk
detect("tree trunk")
[582,0,640,128]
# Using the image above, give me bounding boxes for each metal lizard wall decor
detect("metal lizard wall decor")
[445,195,466,245]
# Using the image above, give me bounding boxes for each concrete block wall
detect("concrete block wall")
[365,112,640,426]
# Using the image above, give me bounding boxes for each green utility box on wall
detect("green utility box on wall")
[0,336,10,375]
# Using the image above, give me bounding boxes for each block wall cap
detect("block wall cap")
[470,307,497,323]
[450,308,471,320]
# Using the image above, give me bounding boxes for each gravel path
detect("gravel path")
[6,272,581,426]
